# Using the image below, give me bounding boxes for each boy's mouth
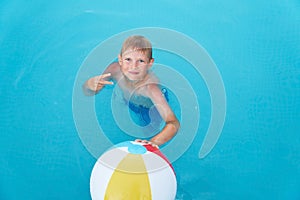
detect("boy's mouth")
[128,71,139,75]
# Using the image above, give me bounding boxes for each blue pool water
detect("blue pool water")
[1,1,300,199]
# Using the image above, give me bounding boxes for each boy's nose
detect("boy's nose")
[131,61,139,68]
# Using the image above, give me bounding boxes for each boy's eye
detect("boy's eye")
[139,59,145,63]
[125,58,131,61]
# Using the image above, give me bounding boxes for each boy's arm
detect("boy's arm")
[147,84,180,146]
[150,113,180,146]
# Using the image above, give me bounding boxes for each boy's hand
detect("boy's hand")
[87,73,113,91]
[135,139,159,149]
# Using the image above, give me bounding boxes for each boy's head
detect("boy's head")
[120,35,152,61]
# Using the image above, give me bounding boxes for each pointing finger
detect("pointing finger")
[101,73,111,78]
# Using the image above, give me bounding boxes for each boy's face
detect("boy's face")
[118,50,154,82]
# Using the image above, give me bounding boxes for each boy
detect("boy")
[83,35,179,148]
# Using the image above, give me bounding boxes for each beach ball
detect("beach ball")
[90,141,177,200]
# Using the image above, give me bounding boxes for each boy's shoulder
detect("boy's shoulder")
[108,62,120,70]
[143,77,161,93]
[107,62,121,76]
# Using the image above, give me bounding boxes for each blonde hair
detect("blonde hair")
[120,35,152,60]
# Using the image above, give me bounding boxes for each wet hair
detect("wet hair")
[120,35,152,60]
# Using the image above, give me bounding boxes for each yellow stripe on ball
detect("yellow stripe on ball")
[104,154,152,199]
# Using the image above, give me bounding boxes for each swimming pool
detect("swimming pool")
[1,1,299,199]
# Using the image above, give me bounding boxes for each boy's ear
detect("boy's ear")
[148,58,154,68]
[118,54,122,65]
